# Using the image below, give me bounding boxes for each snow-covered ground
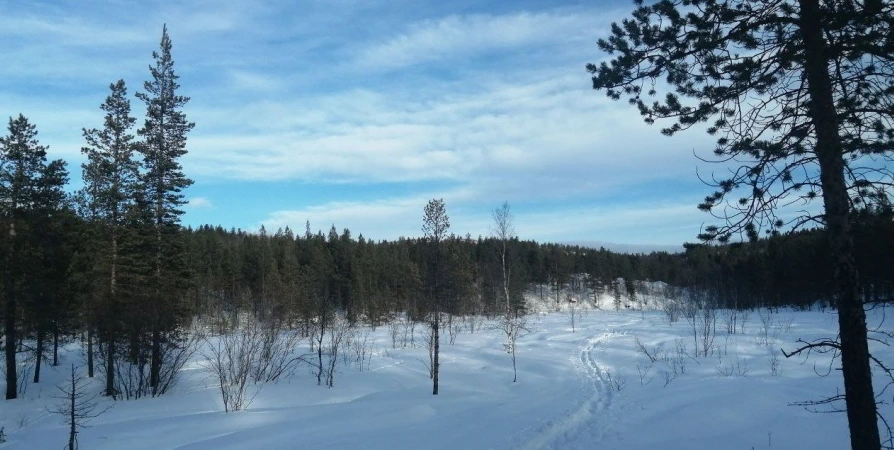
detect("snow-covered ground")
[2,306,892,449]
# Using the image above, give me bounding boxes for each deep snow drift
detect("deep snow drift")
[1,306,892,449]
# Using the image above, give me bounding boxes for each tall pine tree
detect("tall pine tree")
[588,1,893,447]
[27,158,71,384]
[0,115,53,399]
[136,24,195,395]
[81,79,142,397]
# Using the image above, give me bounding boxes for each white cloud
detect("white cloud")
[356,9,612,70]
[187,197,214,209]
[185,72,712,188]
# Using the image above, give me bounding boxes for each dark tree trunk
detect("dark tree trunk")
[68,365,76,450]
[53,320,59,366]
[87,328,94,378]
[799,1,880,448]
[150,328,161,393]
[5,271,17,399]
[106,332,115,398]
[34,323,43,383]
[432,310,439,395]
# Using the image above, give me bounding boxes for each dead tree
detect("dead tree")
[48,365,111,450]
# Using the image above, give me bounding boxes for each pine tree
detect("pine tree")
[422,199,450,395]
[27,158,71,384]
[136,24,195,394]
[0,115,51,399]
[81,79,141,397]
[588,1,893,447]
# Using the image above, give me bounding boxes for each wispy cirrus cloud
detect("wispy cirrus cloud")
[2,1,724,246]
[355,9,612,70]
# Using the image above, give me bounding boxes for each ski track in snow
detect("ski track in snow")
[517,330,625,450]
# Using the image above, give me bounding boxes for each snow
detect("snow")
[2,306,892,449]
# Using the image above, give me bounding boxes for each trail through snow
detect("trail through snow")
[517,329,626,450]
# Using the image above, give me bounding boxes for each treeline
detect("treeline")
[180,206,894,326]
[678,207,894,310]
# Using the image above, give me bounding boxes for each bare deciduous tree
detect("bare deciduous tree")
[492,202,530,382]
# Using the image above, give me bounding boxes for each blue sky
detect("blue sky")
[1,0,726,249]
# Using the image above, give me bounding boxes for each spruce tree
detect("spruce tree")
[27,158,71,384]
[0,115,51,399]
[136,24,195,394]
[81,79,141,397]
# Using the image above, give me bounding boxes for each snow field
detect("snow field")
[0,306,891,449]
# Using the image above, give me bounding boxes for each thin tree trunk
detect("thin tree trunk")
[69,364,76,450]
[87,327,94,378]
[106,333,115,397]
[5,249,17,399]
[316,302,325,386]
[512,348,517,383]
[799,1,880,448]
[53,320,59,366]
[150,328,161,393]
[150,197,163,393]
[432,310,440,395]
[34,322,43,383]
[107,228,118,396]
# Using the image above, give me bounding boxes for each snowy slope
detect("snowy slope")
[1,307,891,449]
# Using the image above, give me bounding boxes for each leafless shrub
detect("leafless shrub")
[202,321,264,412]
[756,308,774,346]
[447,314,462,345]
[739,309,750,334]
[773,316,794,336]
[350,327,375,372]
[421,323,435,380]
[634,336,663,363]
[768,350,782,377]
[604,369,626,392]
[636,363,654,385]
[684,296,717,357]
[716,355,749,377]
[672,338,694,374]
[325,316,352,388]
[721,309,740,334]
[251,321,305,384]
[104,327,201,400]
[16,413,30,430]
[661,285,684,324]
[389,316,407,349]
[661,369,677,387]
[202,313,307,412]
